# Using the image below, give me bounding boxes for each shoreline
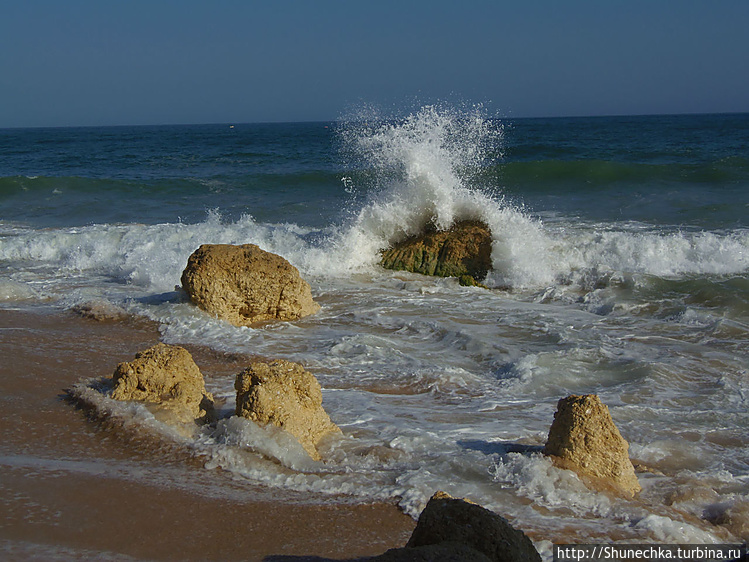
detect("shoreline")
[0,307,415,561]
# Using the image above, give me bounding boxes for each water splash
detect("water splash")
[331,105,560,287]
[341,104,500,236]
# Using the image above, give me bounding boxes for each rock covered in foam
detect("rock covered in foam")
[380,220,492,283]
[543,394,641,497]
[111,343,215,424]
[234,359,340,461]
[180,243,320,327]
[71,299,129,322]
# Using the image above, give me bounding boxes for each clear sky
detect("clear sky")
[2,1,748,128]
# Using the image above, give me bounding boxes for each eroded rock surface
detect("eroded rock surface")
[111,343,214,424]
[543,394,641,497]
[181,243,320,327]
[234,359,339,460]
[380,220,492,283]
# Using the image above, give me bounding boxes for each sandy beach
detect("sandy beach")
[0,308,415,561]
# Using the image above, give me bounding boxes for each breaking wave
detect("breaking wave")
[1,106,747,302]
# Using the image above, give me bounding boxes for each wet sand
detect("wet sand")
[0,308,415,561]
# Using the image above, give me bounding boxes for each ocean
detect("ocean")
[1,107,747,555]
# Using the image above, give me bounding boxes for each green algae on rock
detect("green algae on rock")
[379,220,492,282]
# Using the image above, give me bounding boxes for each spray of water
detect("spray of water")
[330,104,559,287]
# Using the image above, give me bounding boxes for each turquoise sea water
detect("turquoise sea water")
[1,108,747,551]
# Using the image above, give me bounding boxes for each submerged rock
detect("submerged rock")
[180,243,320,327]
[234,359,340,461]
[380,220,492,282]
[71,299,129,322]
[543,394,641,497]
[111,343,215,424]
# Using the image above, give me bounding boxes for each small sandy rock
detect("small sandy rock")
[234,359,340,460]
[180,243,320,327]
[543,394,641,497]
[111,343,214,424]
[380,220,492,282]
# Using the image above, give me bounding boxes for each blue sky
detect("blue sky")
[2,1,748,127]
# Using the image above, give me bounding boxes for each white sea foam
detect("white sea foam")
[491,452,616,517]
[0,196,746,308]
[634,514,725,543]
[0,279,37,301]
[210,416,321,472]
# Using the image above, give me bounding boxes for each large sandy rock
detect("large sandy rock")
[380,220,492,284]
[234,359,340,461]
[543,394,641,497]
[111,343,214,424]
[180,244,320,327]
[400,491,541,562]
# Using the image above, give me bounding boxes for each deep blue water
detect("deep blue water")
[1,113,747,229]
[498,113,749,228]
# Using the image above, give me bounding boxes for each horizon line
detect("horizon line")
[2,110,748,131]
